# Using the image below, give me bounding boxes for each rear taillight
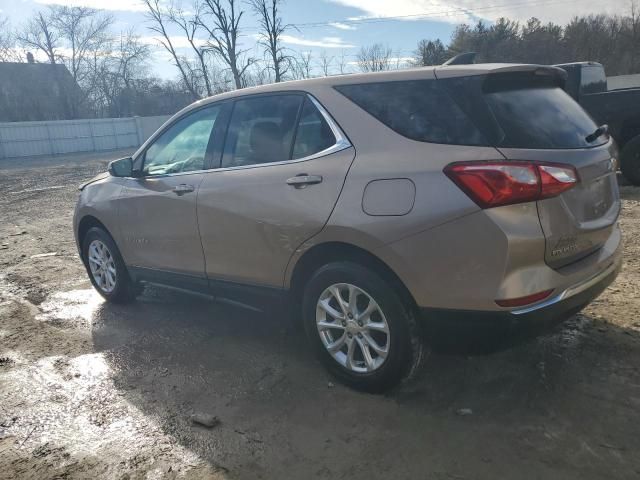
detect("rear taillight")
[444,161,578,209]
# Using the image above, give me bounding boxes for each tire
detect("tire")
[620,135,640,186]
[302,261,426,393]
[82,227,138,303]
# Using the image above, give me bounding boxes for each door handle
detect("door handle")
[286,174,323,188]
[172,184,195,195]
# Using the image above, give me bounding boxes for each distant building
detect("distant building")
[0,62,83,122]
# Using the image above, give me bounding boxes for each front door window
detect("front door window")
[144,106,221,175]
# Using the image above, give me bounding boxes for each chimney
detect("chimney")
[27,52,35,64]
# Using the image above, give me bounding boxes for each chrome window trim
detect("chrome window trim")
[126,92,351,179]
[126,168,212,180]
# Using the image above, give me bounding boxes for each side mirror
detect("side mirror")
[108,157,137,177]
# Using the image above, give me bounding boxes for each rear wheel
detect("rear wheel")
[302,261,426,392]
[620,135,640,186]
[82,227,137,303]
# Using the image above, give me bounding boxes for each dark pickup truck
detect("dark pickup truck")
[556,62,640,185]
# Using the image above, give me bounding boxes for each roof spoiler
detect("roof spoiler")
[442,52,477,66]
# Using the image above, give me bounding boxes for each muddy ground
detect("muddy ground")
[0,150,639,480]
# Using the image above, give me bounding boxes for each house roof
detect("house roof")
[0,62,81,122]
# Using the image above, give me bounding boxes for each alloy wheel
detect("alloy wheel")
[316,283,390,373]
[87,239,117,293]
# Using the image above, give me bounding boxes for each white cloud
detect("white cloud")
[329,0,474,24]
[328,0,634,25]
[329,22,357,30]
[279,34,356,49]
[34,0,147,12]
[139,35,207,50]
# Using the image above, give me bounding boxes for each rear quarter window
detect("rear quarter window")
[484,87,600,149]
[335,80,488,146]
[442,72,605,150]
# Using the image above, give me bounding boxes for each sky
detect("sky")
[0,0,635,78]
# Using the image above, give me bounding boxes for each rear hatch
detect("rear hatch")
[440,68,620,268]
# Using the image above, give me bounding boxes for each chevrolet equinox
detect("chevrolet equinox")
[74,64,622,391]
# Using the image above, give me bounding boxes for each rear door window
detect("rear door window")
[335,80,488,146]
[292,98,336,159]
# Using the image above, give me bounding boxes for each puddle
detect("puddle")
[0,280,223,479]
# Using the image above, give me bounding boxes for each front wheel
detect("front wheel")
[620,135,640,186]
[82,227,137,303]
[302,262,426,392]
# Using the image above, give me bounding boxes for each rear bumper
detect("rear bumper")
[420,257,621,351]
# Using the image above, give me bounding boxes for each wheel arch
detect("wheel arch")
[619,115,640,147]
[288,241,417,311]
[77,215,112,262]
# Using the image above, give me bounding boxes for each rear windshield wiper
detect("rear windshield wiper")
[585,124,608,143]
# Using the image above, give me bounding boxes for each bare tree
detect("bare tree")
[624,0,640,73]
[291,50,312,79]
[196,0,254,89]
[87,30,148,116]
[393,48,405,70]
[244,61,270,85]
[94,31,151,116]
[356,43,392,72]
[337,49,348,75]
[205,58,235,92]
[50,6,113,84]
[169,3,213,96]
[250,0,288,82]
[318,50,333,76]
[0,16,21,62]
[18,6,112,117]
[18,10,60,64]
[116,32,151,90]
[143,0,200,99]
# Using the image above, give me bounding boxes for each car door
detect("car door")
[117,103,227,289]
[197,93,354,297]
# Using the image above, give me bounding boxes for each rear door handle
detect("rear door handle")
[172,184,195,195]
[286,174,323,188]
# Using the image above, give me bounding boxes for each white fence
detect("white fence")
[0,115,170,160]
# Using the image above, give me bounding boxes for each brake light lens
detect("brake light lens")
[444,161,578,208]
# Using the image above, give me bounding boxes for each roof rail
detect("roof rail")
[442,52,477,66]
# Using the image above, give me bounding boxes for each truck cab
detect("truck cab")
[556,62,608,100]
[556,61,640,185]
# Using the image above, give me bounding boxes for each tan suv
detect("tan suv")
[74,64,622,391]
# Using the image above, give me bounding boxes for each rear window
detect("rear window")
[580,65,607,94]
[335,80,488,146]
[443,73,605,149]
